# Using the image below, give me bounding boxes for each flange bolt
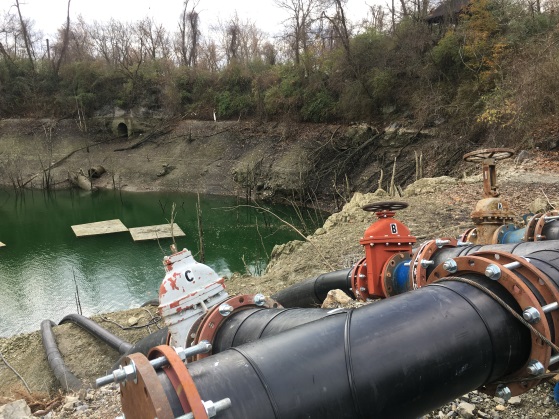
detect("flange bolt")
[420,260,435,268]
[442,259,458,274]
[527,360,545,376]
[435,239,451,248]
[485,264,501,281]
[522,307,541,323]
[253,294,266,306]
[219,303,234,316]
[495,385,512,401]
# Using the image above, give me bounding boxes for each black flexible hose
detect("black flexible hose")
[40,320,83,392]
[271,268,352,307]
[140,298,159,307]
[173,275,530,418]
[59,313,132,354]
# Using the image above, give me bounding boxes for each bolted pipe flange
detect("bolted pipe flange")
[428,251,556,397]
[191,294,282,359]
[435,239,451,248]
[495,385,512,401]
[527,360,545,376]
[219,304,234,316]
[410,238,457,288]
[420,259,435,268]
[253,294,266,307]
[442,259,458,274]
[522,307,541,324]
[485,264,501,280]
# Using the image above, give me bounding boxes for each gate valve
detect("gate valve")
[351,201,416,300]
[159,245,229,348]
[461,148,516,244]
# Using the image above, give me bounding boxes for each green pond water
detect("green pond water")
[0,188,324,337]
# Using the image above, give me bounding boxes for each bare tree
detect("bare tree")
[176,0,201,66]
[53,0,71,74]
[136,17,171,61]
[198,38,221,71]
[14,0,35,68]
[274,0,321,66]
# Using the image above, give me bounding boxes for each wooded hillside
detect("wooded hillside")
[1,0,558,147]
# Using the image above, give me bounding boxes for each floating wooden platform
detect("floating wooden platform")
[129,223,185,241]
[71,219,129,237]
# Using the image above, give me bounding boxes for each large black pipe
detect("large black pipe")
[272,242,559,309]
[59,313,132,354]
[112,327,169,370]
[425,240,559,279]
[40,320,83,392]
[167,275,530,418]
[271,268,352,307]
[213,307,348,353]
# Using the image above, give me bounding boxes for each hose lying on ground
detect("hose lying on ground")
[40,320,83,392]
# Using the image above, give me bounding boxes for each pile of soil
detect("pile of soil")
[1,150,559,417]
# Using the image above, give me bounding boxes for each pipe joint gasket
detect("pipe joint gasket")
[191,294,282,360]
[428,252,558,396]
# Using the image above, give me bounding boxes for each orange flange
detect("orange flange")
[428,255,552,395]
[191,294,281,360]
[381,252,413,296]
[534,210,559,241]
[410,238,457,288]
[120,353,175,419]
[523,213,542,242]
[148,345,208,419]
[473,251,559,360]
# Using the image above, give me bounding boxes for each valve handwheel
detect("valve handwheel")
[463,148,515,163]
[362,201,409,212]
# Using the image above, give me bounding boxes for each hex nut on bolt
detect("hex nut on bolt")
[219,303,234,316]
[442,259,458,274]
[527,360,545,376]
[522,307,541,324]
[495,385,512,401]
[485,264,502,281]
[253,294,266,307]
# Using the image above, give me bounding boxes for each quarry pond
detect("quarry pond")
[0,188,322,337]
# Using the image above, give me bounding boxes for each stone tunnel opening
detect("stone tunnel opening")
[117,123,128,137]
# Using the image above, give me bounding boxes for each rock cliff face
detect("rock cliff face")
[0,118,472,204]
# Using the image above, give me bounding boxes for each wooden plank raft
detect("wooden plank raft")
[71,219,129,237]
[129,223,186,241]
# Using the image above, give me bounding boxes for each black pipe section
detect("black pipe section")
[59,313,132,355]
[177,275,530,419]
[271,242,559,308]
[112,327,169,370]
[40,320,83,392]
[543,221,559,241]
[271,268,352,307]
[213,307,348,353]
[424,240,559,283]
[141,298,159,307]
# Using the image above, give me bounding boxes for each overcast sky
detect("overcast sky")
[1,0,374,38]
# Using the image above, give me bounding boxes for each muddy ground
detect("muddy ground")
[0,119,559,417]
